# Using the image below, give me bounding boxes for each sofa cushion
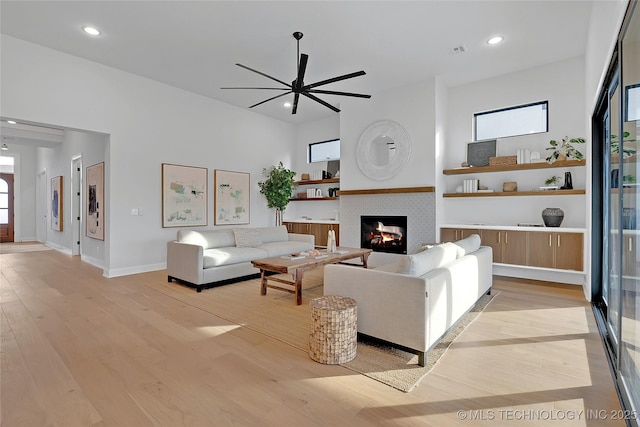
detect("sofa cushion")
[257,226,289,243]
[258,240,314,257]
[452,234,481,257]
[397,244,458,276]
[177,229,236,249]
[233,228,263,248]
[202,246,267,268]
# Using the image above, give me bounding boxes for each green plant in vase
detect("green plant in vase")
[258,162,297,226]
[544,175,561,186]
[545,136,585,164]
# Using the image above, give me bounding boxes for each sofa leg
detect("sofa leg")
[486,287,492,295]
[168,275,173,282]
[418,351,426,367]
[197,286,203,293]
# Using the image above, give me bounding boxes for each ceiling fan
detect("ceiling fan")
[221,32,371,114]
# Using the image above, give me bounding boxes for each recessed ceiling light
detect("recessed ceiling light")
[82,26,101,36]
[6,120,16,124]
[487,36,504,45]
[283,102,292,108]
[1,143,8,151]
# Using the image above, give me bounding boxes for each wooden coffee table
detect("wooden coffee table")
[251,247,372,305]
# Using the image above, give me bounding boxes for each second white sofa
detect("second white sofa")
[323,234,492,366]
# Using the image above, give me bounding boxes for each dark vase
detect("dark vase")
[561,172,573,190]
[542,208,564,227]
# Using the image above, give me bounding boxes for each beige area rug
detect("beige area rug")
[0,242,53,254]
[156,269,497,393]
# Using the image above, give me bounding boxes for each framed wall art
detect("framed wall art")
[162,163,208,227]
[86,162,105,240]
[214,169,250,225]
[51,176,63,231]
[467,139,497,167]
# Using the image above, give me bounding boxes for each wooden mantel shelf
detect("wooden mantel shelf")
[442,159,586,175]
[338,186,435,196]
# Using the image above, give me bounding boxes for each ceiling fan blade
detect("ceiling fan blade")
[305,71,366,90]
[235,63,292,88]
[295,54,308,90]
[221,87,291,90]
[249,91,292,109]
[301,92,340,113]
[308,89,371,99]
[292,93,300,114]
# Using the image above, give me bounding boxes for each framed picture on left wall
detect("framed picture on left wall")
[86,162,105,240]
[51,176,63,231]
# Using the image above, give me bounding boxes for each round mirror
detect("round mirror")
[356,120,411,180]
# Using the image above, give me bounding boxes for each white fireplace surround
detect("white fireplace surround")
[339,190,436,259]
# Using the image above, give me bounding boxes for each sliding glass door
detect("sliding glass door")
[620,5,640,407]
[594,1,640,419]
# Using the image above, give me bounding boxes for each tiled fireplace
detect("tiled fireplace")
[339,189,436,255]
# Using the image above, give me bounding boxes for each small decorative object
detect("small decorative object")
[258,162,297,226]
[542,207,564,227]
[461,161,470,168]
[301,173,310,181]
[489,155,517,166]
[503,181,517,192]
[560,172,573,190]
[456,185,463,193]
[545,136,585,164]
[467,139,496,167]
[327,229,337,253]
[545,175,561,186]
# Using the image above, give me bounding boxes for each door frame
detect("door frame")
[71,155,82,256]
[36,169,47,243]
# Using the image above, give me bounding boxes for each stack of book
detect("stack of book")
[463,179,479,193]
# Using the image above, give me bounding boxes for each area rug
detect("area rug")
[0,242,53,254]
[153,270,497,393]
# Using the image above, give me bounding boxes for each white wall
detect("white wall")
[340,78,437,191]
[442,57,588,228]
[1,35,296,277]
[287,115,340,221]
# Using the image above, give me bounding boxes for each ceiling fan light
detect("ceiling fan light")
[283,102,292,108]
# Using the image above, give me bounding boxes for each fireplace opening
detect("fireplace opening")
[361,215,407,254]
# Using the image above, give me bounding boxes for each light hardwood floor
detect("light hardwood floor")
[1,247,626,426]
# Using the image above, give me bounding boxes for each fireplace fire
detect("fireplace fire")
[361,215,407,254]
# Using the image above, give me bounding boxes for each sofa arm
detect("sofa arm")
[324,264,429,352]
[167,241,204,285]
[288,233,315,246]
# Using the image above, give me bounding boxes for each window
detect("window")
[474,101,548,140]
[309,139,340,163]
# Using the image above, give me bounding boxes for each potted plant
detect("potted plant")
[545,136,586,164]
[258,162,297,226]
[544,175,561,186]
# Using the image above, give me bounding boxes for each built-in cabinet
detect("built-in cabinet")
[284,222,339,247]
[440,226,584,272]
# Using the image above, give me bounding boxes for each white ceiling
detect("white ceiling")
[1,0,596,126]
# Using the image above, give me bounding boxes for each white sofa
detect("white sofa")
[323,234,492,366]
[167,226,314,292]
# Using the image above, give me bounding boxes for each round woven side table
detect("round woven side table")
[309,295,357,364]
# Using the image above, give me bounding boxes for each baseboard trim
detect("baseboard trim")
[46,241,72,255]
[104,262,166,278]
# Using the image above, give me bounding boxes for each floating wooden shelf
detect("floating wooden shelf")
[443,159,586,175]
[296,178,340,185]
[443,189,586,198]
[338,186,435,196]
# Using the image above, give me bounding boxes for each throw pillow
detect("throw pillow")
[452,234,481,257]
[233,228,263,248]
[397,244,458,276]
